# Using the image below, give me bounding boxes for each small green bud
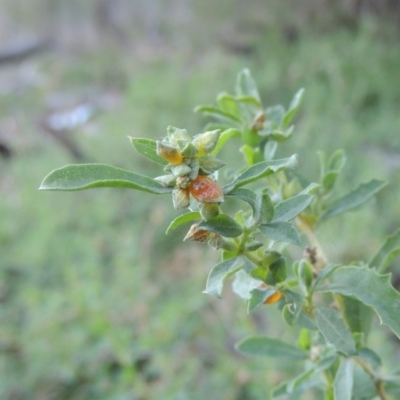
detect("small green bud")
[187,158,200,180]
[170,164,192,177]
[198,155,226,174]
[180,142,198,158]
[172,188,190,209]
[192,129,221,156]
[199,202,220,221]
[298,260,314,288]
[167,126,190,145]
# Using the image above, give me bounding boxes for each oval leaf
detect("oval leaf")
[235,69,261,102]
[166,211,201,234]
[259,221,302,246]
[273,194,313,222]
[39,164,172,194]
[236,336,307,360]
[317,266,400,340]
[203,256,244,298]
[128,137,167,165]
[315,307,357,356]
[198,214,243,238]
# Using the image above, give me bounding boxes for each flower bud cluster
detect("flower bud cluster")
[154,127,225,211]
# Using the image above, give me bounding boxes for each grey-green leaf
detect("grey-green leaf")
[333,357,354,400]
[369,229,400,273]
[193,105,241,123]
[315,307,357,356]
[128,137,168,165]
[166,212,201,234]
[223,155,298,193]
[210,128,240,156]
[235,68,261,102]
[198,214,243,238]
[317,266,400,339]
[273,194,313,222]
[259,221,302,246]
[283,88,304,128]
[321,179,387,221]
[203,256,244,297]
[236,336,308,360]
[39,164,172,194]
[254,190,274,224]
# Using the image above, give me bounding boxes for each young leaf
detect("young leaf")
[273,194,313,222]
[226,188,258,213]
[315,307,357,356]
[193,105,241,123]
[321,179,387,221]
[216,93,240,116]
[317,266,400,340]
[210,128,240,156]
[203,256,244,297]
[271,378,320,400]
[281,290,304,326]
[328,149,346,172]
[236,336,307,360]
[259,221,302,246]
[240,144,256,165]
[265,105,285,126]
[39,164,172,194]
[369,229,400,273]
[198,214,243,238]
[253,190,274,224]
[223,155,298,193]
[128,137,168,165]
[282,88,304,128]
[166,211,201,234]
[235,68,261,102]
[333,357,354,400]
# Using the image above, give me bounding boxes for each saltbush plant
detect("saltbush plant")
[40,69,400,399]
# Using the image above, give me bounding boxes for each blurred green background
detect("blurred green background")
[1,1,400,399]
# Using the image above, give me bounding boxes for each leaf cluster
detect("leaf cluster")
[39,69,400,399]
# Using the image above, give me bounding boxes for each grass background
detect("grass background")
[1,1,400,399]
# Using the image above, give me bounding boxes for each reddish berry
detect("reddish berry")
[189,175,224,203]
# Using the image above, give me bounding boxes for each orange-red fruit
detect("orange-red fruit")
[264,291,283,305]
[189,175,224,203]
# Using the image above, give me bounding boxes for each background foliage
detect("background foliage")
[1,1,400,399]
